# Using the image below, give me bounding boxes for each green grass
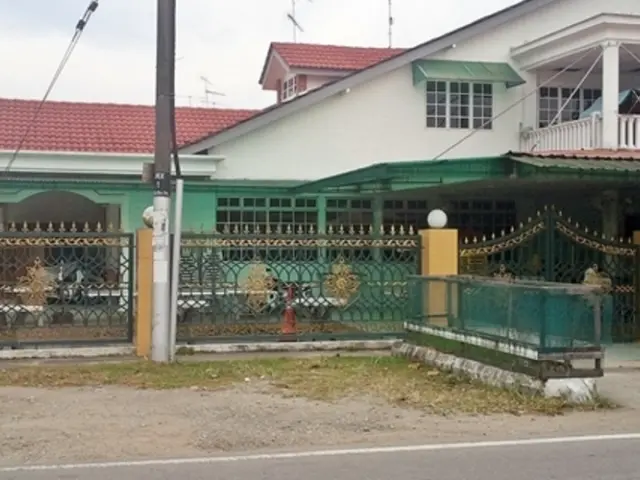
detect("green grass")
[0,355,613,416]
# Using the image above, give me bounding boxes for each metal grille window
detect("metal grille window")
[327,198,374,260]
[448,199,516,239]
[382,199,429,231]
[538,87,602,127]
[216,197,318,261]
[426,81,493,129]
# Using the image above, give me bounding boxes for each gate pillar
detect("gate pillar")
[136,228,153,357]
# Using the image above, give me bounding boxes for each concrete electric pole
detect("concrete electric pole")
[151,0,176,363]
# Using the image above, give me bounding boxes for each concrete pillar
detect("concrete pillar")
[601,41,620,149]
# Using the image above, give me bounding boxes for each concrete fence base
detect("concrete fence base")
[392,342,598,404]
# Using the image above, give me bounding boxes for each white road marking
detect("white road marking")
[2,433,640,473]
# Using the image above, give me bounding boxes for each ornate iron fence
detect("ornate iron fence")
[459,206,639,342]
[0,222,134,348]
[175,226,421,342]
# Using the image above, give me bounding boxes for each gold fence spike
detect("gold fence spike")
[309,225,315,234]
[510,226,515,233]
[379,224,385,235]
[519,222,524,228]
[243,224,250,234]
[96,222,103,233]
[463,237,469,244]
[9,222,16,232]
[390,225,396,235]
[285,224,292,234]
[105,222,114,232]
[46,222,53,232]
[339,225,345,235]
[231,225,239,234]
[297,224,303,234]
[567,217,572,223]
[527,217,532,223]
[328,225,334,235]
[536,210,541,217]
[399,225,405,235]
[482,235,486,241]
[491,232,495,239]
[82,222,90,232]
[348,225,355,235]
[558,209,563,216]
[544,205,548,211]
[70,222,77,233]
[59,222,66,232]
[275,224,282,234]
[500,229,505,236]
[21,221,28,232]
[585,227,589,233]
[408,225,415,235]
[34,221,41,232]
[265,225,272,234]
[472,236,478,243]
[358,225,365,235]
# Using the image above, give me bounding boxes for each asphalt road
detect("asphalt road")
[2,434,640,480]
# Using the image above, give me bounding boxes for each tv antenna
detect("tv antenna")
[287,0,312,42]
[387,0,394,47]
[199,76,226,106]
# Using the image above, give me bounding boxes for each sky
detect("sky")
[0,0,520,110]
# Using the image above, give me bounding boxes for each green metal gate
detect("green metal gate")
[459,207,639,342]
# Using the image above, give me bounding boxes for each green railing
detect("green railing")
[407,275,608,353]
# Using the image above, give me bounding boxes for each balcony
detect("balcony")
[520,114,640,151]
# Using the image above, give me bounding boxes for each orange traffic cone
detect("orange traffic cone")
[280,285,297,340]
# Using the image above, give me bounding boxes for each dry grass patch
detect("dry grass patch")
[0,355,612,416]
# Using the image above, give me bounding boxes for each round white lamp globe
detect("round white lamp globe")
[142,206,154,228]
[427,209,447,229]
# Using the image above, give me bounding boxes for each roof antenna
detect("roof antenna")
[199,76,226,107]
[387,0,394,48]
[287,0,312,42]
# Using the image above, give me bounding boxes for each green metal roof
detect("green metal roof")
[289,157,508,194]
[290,153,640,195]
[411,60,525,88]
[510,154,640,172]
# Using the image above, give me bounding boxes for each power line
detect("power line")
[4,0,100,174]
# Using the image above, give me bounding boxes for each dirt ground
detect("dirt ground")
[1,382,640,467]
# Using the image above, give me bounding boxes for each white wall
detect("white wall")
[212,0,640,181]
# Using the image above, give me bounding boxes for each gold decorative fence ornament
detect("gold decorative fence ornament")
[582,264,612,293]
[323,256,360,307]
[0,221,128,247]
[239,259,275,313]
[17,258,55,306]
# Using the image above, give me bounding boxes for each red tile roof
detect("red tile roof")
[270,42,407,71]
[0,98,258,154]
[508,149,640,160]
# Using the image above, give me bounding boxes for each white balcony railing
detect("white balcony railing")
[519,114,602,152]
[618,115,640,149]
[520,114,640,151]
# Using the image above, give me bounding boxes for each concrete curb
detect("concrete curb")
[183,339,402,354]
[0,345,135,360]
[0,339,401,360]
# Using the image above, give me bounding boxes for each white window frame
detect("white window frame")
[426,80,493,130]
[282,75,298,101]
[537,87,602,128]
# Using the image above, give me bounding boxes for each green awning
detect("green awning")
[412,60,525,88]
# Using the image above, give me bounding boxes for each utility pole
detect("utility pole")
[151,0,176,363]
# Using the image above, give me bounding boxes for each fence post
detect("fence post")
[136,228,153,357]
[418,228,459,327]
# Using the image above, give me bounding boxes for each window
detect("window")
[281,76,297,101]
[538,87,602,127]
[216,196,318,261]
[426,81,493,130]
[382,199,429,231]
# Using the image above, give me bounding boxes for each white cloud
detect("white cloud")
[0,0,519,109]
